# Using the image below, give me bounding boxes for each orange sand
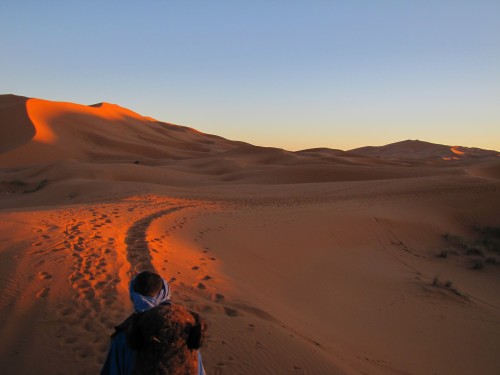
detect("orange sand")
[1,95,499,374]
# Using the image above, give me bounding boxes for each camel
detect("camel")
[128,303,206,375]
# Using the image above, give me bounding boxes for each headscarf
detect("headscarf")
[129,275,171,313]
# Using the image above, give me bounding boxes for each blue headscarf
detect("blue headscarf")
[129,275,171,313]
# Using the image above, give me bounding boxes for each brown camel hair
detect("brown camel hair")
[129,304,205,375]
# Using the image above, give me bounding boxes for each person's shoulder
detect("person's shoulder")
[111,313,139,337]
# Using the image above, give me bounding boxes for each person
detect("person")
[129,270,172,313]
[129,303,206,375]
[100,271,171,375]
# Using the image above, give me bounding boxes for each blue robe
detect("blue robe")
[100,315,137,375]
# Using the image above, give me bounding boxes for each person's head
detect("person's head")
[129,304,206,375]
[133,271,163,297]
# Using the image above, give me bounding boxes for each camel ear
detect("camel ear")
[186,312,204,350]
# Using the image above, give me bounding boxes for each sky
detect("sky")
[1,1,499,151]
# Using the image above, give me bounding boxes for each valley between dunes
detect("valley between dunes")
[1,95,499,374]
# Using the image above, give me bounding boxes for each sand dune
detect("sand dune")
[467,160,500,180]
[1,95,500,375]
[350,139,499,162]
[3,95,498,192]
[0,95,243,168]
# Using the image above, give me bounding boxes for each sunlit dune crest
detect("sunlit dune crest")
[28,99,150,143]
[451,146,466,155]
[88,101,148,121]
[27,99,58,143]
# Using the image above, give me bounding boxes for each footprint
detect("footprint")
[213,293,224,302]
[58,306,75,316]
[95,281,107,288]
[36,287,50,298]
[223,307,238,317]
[34,260,46,267]
[38,271,52,280]
[64,336,78,344]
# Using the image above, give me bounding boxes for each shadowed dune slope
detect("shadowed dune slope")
[0,95,35,154]
[467,160,500,179]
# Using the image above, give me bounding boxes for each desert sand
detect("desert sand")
[1,95,499,375]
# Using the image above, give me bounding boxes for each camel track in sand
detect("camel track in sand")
[54,200,327,374]
[50,201,191,370]
[125,205,188,275]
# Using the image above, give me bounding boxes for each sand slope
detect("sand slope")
[1,95,500,375]
[0,95,34,153]
[0,95,245,167]
[350,139,499,162]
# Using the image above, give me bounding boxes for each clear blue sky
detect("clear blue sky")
[1,1,499,151]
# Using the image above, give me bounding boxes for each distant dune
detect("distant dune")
[350,139,499,162]
[1,95,500,375]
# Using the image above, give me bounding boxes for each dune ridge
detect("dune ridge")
[2,95,499,197]
[350,139,499,162]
